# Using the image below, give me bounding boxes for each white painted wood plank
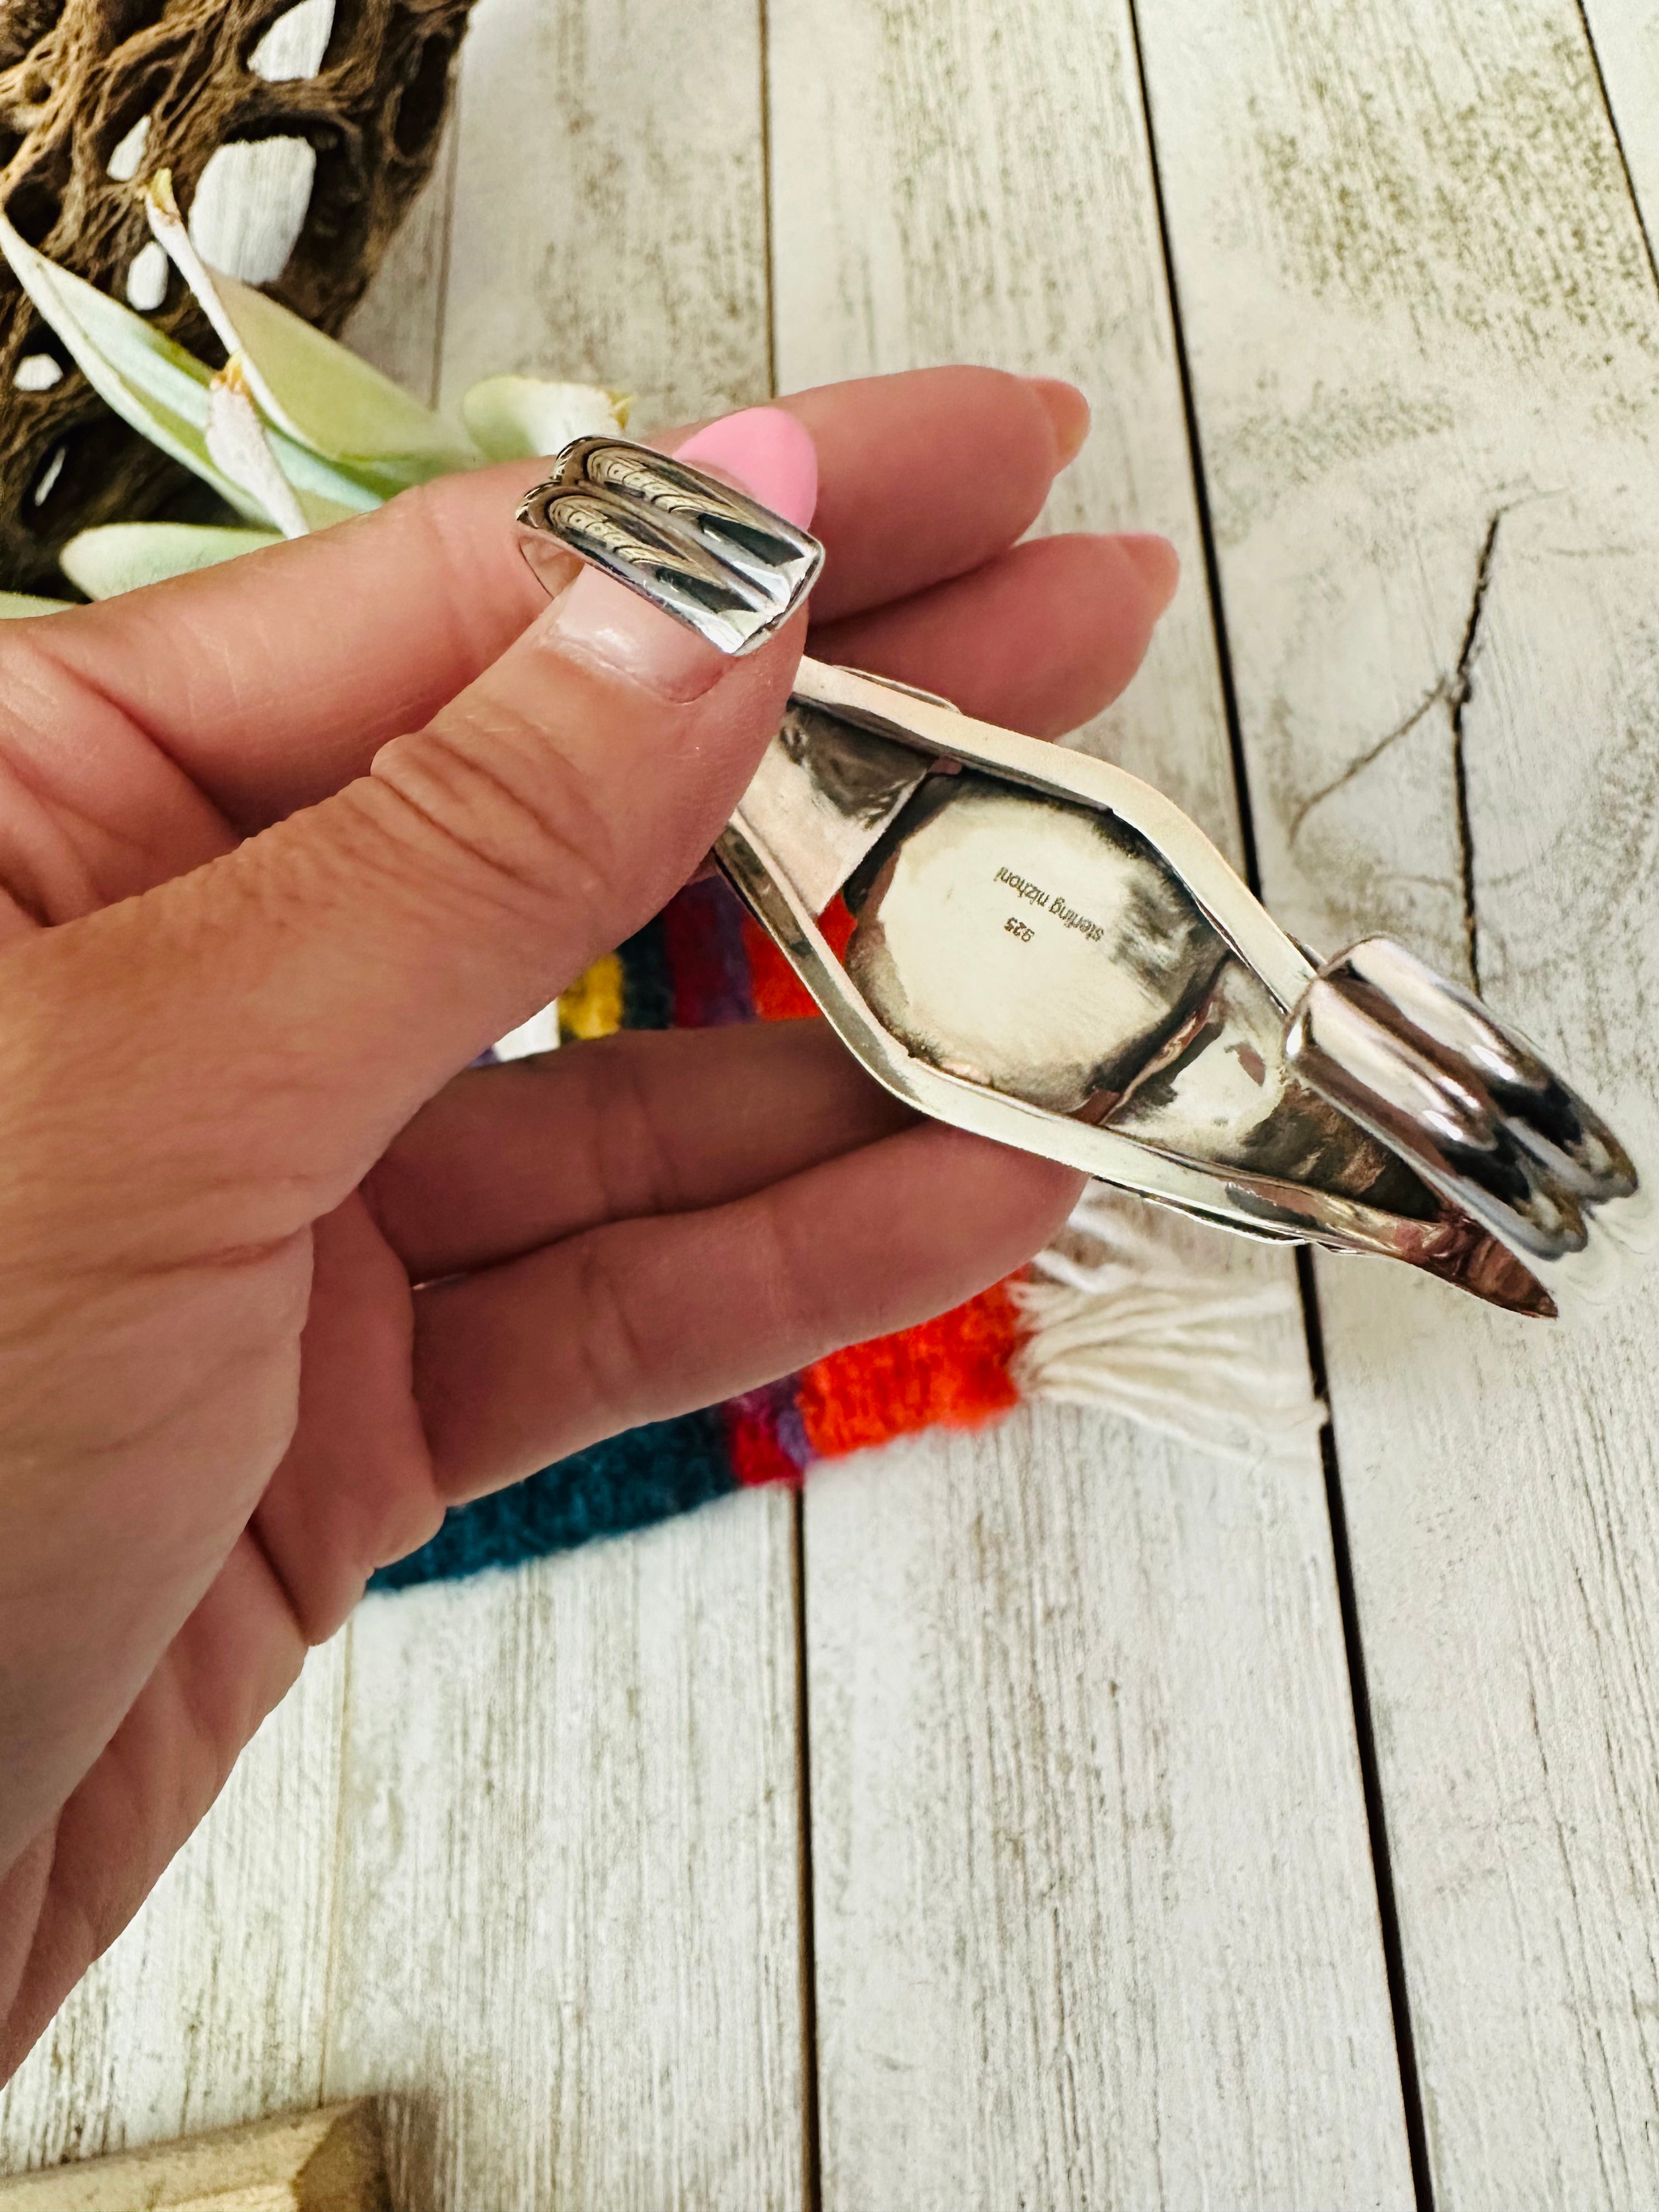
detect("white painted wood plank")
[770,3,1416,2201]
[809,1398,1419,2208]
[322,1509,803,2211]
[437,0,772,427]
[343,120,459,404]
[769,0,1237,853]
[1138,0,1659,2195]
[1578,2,1659,263]
[317,4,805,2208]
[0,1644,348,2174]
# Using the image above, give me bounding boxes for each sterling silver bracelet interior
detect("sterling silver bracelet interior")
[516,435,1649,1321]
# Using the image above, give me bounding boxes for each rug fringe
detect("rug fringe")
[1014,1187,1325,1461]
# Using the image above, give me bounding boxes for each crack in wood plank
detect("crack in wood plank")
[1447,510,1503,993]
[1289,679,1451,844]
[1286,506,1508,997]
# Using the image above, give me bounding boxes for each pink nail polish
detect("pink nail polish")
[675,407,818,528]
[547,407,819,698]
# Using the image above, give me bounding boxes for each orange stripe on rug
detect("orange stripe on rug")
[797,1279,1025,1457]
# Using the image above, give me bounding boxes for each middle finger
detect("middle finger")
[366,1021,911,1281]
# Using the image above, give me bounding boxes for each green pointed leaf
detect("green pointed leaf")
[211,280,477,488]
[60,522,280,599]
[0,589,71,616]
[146,171,477,490]
[0,208,262,518]
[0,213,390,529]
[461,376,628,462]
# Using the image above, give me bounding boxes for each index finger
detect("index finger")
[31,368,1080,831]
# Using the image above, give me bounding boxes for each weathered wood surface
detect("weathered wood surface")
[1138,0,1659,2198]
[770,0,1235,839]
[769,0,1414,2200]
[806,1403,1415,2208]
[436,0,772,425]
[1579,2,1659,266]
[321,1516,804,2212]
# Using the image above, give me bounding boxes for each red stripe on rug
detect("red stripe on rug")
[744,898,857,1021]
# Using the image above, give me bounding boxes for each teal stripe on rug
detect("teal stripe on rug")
[368,1408,738,1591]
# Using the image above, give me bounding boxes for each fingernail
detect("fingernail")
[1027,376,1090,469]
[676,406,818,527]
[548,407,819,701]
[1120,532,1181,618]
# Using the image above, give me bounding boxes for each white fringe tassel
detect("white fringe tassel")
[1012,1185,1326,1463]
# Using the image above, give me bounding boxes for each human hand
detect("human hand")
[0,366,1177,2075]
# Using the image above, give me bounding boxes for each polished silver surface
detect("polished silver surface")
[724,659,1640,1316]
[737,693,934,915]
[1286,939,1650,1315]
[516,436,823,654]
[515,460,1643,1318]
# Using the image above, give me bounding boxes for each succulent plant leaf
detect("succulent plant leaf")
[460,376,628,462]
[211,280,478,487]
[61,522,281,599]
[5,195,635,599]
[257,430,379,523]
[0,589,72,616]
[0,208,263,518]
[1,212,393,534]
[146,171,477,489]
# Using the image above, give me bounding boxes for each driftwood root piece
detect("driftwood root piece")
[0,0,479,589]
[0,2098,391,2208]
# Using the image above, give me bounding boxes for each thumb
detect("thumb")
[2,410,819,1248]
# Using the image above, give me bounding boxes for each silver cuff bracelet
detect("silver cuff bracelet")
[518,437,1648,1319]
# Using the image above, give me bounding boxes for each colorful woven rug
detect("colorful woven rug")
[372,876,1313,1593]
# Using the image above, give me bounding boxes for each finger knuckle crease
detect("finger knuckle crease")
[598,1043,682,1218]
[374,714,619,926]
[570,1233,658,1424]
[748,1199,821,1354]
